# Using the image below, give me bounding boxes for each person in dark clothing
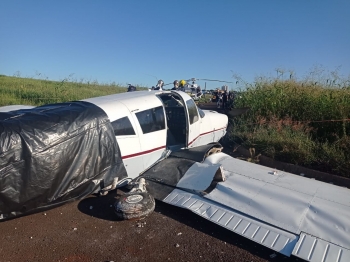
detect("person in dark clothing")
[154,79,164,90]
[127,84,136,92]
[195,85,203,99]
[171,80,179,90]
[222,91,228,109]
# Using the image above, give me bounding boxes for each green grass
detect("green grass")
[0,75,146,106]
[231,77,350,177]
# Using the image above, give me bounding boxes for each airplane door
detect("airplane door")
[131,105,167,171]
[172,91,201,148]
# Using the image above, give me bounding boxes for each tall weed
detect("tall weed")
[232,75,350,177]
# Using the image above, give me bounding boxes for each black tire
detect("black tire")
[114,192,155,220]
[205,146,223,158]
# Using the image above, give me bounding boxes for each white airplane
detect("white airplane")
[0,90,349,261]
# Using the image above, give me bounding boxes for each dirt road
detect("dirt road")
[0,188,302,262]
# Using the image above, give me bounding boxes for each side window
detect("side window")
[111,116,136,136]
[136,106,165,134]
[186,99,199,124]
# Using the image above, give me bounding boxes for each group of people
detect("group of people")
[215,90,235,109]
[127,79,203,100]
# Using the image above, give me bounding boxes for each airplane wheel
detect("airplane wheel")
[114,192,155,220]
[205,147,223,158]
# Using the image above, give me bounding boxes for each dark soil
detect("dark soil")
[0,188,302,262]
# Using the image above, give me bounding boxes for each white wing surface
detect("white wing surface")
[161,153,350,260]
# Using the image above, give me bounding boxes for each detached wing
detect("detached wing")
[144,152,350,261]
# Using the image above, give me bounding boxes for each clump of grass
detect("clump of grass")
[232,116,318,165]
[231,70,350,178]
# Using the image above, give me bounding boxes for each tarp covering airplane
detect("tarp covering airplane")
[0,101,127,220]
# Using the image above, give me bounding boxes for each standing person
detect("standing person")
[217,91,222,108]
[154,80,164,90]
[127,84,136,92]
[222,91,228,109]
[179,80,187,92]
[195,85,202,99]
[172,80,179,90]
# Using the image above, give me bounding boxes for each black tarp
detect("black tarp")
[0,101,127,220]
[142,143,222,200]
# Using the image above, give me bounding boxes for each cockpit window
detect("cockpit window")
[136,106,165,134]
[111,116,136,136]
[186,99,199,124]
[198,108,205,118]
[159,94,184,107]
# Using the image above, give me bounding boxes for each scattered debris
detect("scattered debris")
[73,228,77,231]
[269,170,278,175]
[175,244,180,248]
[177,232,182,236]
[270,253,277,258]
[89,206,93,210]
[137,222,146,228]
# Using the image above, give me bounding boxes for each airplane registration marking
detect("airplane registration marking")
[294,234,306,255]
[242,222,251,235]
[251,226,260,238]
[271,234,280,248]
[232,218,242,231]
[321,244,330,262]
[224,215,234,226]
[308,238,317,260]
[216,212,226,223]
[261,230,270,243]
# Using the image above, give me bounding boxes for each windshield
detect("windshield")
[198,107,205,118]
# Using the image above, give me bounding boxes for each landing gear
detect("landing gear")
[114,178,155,220]
[205,146,223,158]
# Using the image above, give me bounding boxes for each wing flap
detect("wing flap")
[163,188,298,256]
[292,233,350,262]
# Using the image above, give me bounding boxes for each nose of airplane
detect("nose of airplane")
[219,113,228,130]
[204,110,228,131]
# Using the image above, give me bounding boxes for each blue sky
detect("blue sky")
[1,0,349,90]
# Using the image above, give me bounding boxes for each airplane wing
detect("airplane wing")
[143,151,350,261]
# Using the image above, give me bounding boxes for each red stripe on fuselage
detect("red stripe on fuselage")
[122,145,166,159]
[188,126,227,146]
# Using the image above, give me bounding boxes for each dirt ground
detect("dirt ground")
[0,187,304,262]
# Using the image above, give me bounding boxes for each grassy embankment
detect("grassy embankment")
[1,74,349,177]
[231,77,350,178]
[0,75,139,106]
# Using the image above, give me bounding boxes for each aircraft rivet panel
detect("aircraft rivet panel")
[292,233,350,262]
[163,189,298,257]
